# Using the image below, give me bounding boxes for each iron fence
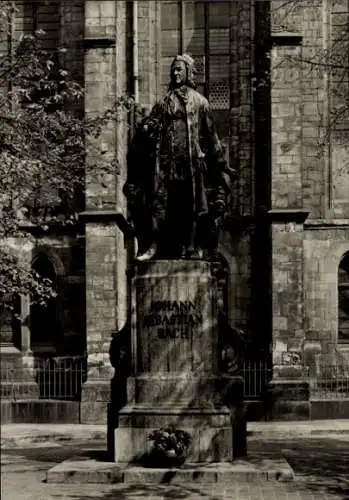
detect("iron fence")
[4,357,349,402]
[242,360,272,399]
[1,356,274,401]
[0,356,87,401]
[35,356,87,400]
[310,363,349,400]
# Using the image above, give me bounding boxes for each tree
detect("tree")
[0,3,133,309]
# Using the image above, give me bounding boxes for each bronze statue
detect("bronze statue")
[124,54,236,260]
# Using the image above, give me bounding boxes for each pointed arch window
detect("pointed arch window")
[339,253,349,343]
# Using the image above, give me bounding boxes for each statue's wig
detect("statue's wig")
[169,54,197,89]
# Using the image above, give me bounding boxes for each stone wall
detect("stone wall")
[137,0,158,108]
[268,1,349,418]
[330,1,349,216]
[230,0,254,218]
[269,11,305,366]
[271,0,349,219]
[227,2,256,344]
[303,223,349,368]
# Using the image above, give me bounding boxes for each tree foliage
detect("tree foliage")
[0,3,133,309]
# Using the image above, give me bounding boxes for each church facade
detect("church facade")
[1,0,349,422]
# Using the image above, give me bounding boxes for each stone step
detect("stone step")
[46,456,294,484]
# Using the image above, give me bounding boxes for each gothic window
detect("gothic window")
[30,254,59,352]
[339,253,349,343]
[159,0,231,145]
[23,1,60,50]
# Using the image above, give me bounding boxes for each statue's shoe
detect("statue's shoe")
[135,243,158,261]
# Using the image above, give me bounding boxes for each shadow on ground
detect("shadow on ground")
[251,437,349,498]
[38,482,306,500]
[1,444,106,467]
[2,437,349,499]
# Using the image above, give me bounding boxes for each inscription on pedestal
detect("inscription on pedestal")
[143,301,203,340]
[134,261,215,373]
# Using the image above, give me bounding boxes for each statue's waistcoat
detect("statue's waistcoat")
[153,88,215,216]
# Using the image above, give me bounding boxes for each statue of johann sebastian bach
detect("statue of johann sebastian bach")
[124,54,236,260]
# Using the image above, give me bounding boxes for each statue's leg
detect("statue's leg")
[186,219,196,253]
[185,217,205,259]
[177,206,195,258]
[163,180,189,258]
[135,192,166,261]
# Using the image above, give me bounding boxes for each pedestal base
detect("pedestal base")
[114,260,246,463]
[46,457,295,484]
[115,404,233,463]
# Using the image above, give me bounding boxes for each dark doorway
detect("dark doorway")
[30,254,59,354]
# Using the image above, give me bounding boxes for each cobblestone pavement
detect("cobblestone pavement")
[1,434,349,499]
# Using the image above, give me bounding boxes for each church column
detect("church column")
[80,0,129,424]
[267,30,310,419]
[19,293,37,380]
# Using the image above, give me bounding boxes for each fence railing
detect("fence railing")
[34,358,273,401]
[31,359,349,401]
[3,357,310,402]
[1,356,87,401]
[35,356,87,400]
[310,364,349,400]
[242,360,272,399]
[2,356,273,401]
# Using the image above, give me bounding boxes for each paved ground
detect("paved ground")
[3,419,349,447]
[1,421,349,499]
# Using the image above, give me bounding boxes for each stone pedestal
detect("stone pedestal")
[114,260,242,463]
